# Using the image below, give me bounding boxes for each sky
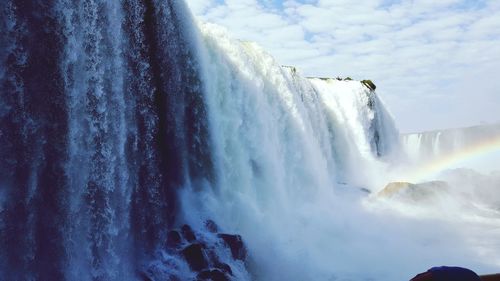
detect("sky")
[184,0,500,133]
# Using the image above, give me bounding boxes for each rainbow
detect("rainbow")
[405,134,500,183]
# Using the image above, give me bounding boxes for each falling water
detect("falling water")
[1,0,211,280]
[1,1,499,281]
[179,23,403,281]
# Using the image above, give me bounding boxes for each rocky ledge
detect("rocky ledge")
[140,221,248,281]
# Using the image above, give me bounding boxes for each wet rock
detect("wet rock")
[198,270,211,280]
[205,220,218,233]
[282,65,297,74]
[214,262,233,276]
[181,224,196,242]
[160,224,247,278]
[360,188,371,194]
[378,181,449,201]
[197,269,229,281]
[166,230,182,248]
[361,79,376,90]
[138,272,153,281]
[182,243,208,272]
[218,234,247,261]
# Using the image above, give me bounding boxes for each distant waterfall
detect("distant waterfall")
[403,124,500,161]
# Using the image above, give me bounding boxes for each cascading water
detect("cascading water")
[1,1,499,281]
[180,23,406,281]
[309,77,400,186]
[181,22,499,281]
[1,0,212,280]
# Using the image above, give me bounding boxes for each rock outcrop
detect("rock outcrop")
[218,234,247,261]
[141,221,248,281]
[361,79,377,90]
[379,181,450,201]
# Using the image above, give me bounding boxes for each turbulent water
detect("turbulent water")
[1,1,499,281]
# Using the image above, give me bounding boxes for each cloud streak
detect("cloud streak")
[186,0,500,132]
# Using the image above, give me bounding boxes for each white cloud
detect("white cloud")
[185,0,500,132]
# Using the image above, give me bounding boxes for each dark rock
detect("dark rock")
[181,224,196,242]
[215,262,233,276]
[282,65,297,74]
[138,272,153,281]
[197,269,229,281]
[198,270,212,280]
[166,230,182,248]
[344,77,353,81]
[218,234,247,261]
[360,188,371,194]
[367,95,375,109]
[361,79,376,90]
[204,250,233,275]
[182,243,208,272]
[205,220,218,233]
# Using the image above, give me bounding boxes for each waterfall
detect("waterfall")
[1,2,398,277]
[3,1,497,281]
[1,0,211,280]
[179,22,401,281]
[402,123,500,175]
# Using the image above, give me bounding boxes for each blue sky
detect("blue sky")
[185,0,500,133]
